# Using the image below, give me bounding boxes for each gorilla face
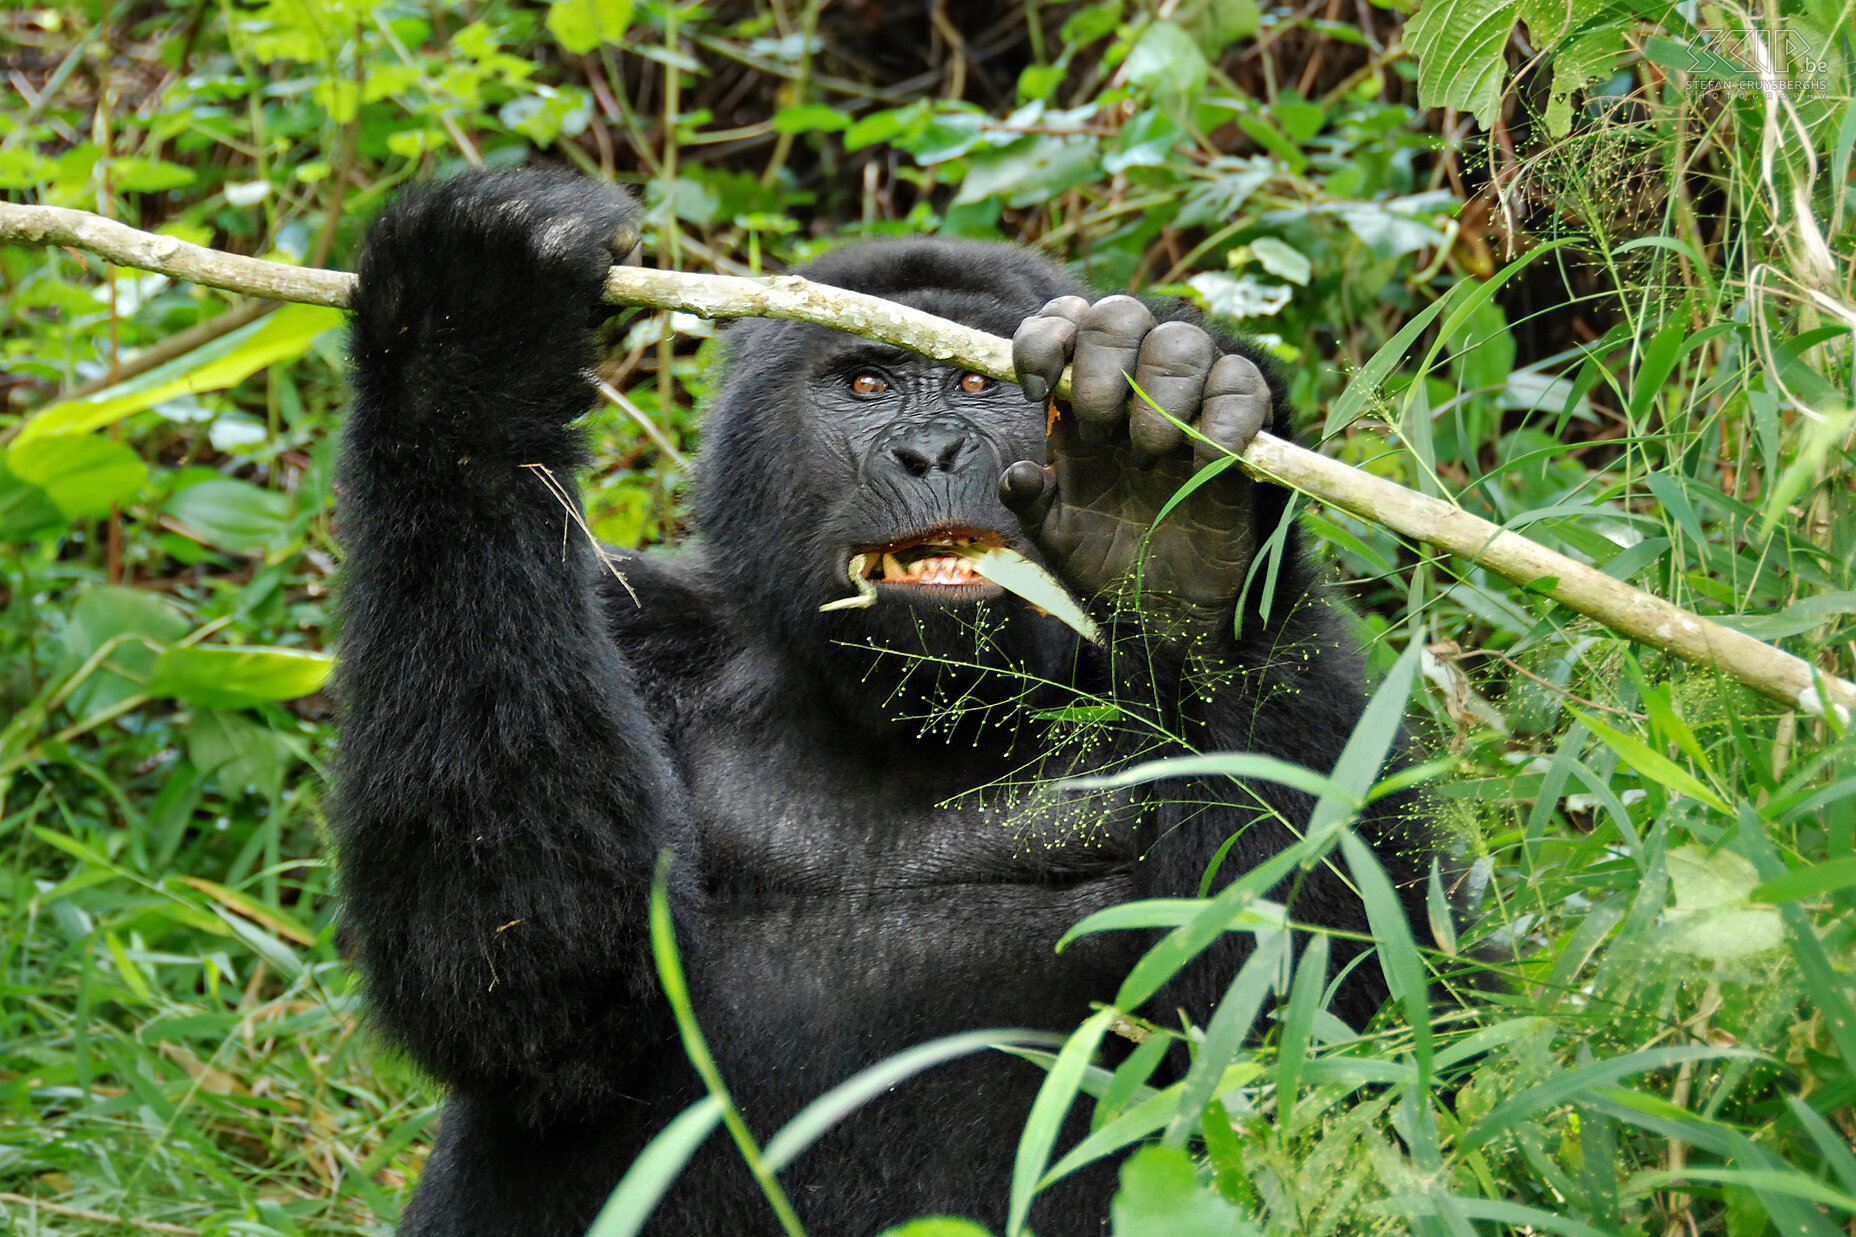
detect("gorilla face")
[696,246,1091,693]
[819,351,1044,599]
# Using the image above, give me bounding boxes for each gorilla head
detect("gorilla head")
[695,241,1095,704]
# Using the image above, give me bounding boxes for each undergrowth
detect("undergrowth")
[3,0,1854,1233]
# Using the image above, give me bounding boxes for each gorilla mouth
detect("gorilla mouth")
[853,529,1005,592]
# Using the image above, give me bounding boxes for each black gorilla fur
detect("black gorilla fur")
[333,167,1432,1236]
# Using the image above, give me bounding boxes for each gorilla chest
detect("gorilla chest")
[678,726,1140,1046]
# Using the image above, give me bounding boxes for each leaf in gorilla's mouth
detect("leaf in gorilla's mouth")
[819,534,1103,645]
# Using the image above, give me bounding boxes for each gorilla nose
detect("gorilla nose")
[873,413,987,479]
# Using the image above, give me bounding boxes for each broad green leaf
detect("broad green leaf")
[7,433,147,519]
[58,586,189,717]
[1124,22,1210,103]
[1248,237,1310,285]
[147,646,333,708]
[771,104,852,133]
[956,136,1100,208]
[12,304,342,445]
[1110,1144,1261,1237]
[190,707,290,801]
[163,479,290,553]
[0,458,64,541]
[109,157,197,193]
[545,0,634,54]
[1663,844,1784,958]
[1404,0,1518,128]
[586,1096,725,1237]
[1061,0,1124,46]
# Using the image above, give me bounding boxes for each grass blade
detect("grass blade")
[1007,1007,1116,1237]
[763,1029,1064,1172]
[587,1096,726,1237]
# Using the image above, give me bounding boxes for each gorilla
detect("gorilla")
[332,167,1430,1237]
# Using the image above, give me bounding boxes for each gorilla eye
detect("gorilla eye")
[850,372,889,396]
[959,373,990,394]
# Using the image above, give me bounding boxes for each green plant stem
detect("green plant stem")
[648,850,807,1237]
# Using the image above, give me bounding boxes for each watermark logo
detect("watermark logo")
[1669,26,1832,98]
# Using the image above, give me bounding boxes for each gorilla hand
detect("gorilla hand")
[348,168,641,460]
[1001,295,1274,635]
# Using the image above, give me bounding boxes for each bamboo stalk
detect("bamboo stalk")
[3,199,1850,718]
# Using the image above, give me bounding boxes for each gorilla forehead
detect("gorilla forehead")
[786,238,1086,337]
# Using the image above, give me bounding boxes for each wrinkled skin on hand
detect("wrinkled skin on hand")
[1002,295,1276,633]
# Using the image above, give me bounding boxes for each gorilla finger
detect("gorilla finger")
[999,460,1058,527]
[1013,314,1079,408]
[1072,296,1157,444]
[1195,353,1274,466]
[1129,322,1217,467]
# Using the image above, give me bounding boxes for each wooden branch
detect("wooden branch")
[3,199,1851,719]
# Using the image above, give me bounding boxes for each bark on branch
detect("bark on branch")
[3,199,1850,719]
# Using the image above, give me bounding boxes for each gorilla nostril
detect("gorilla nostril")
[891,446,933,478]
[935,439,968,472]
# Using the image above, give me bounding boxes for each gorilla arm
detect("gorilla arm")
[333,170,688,1122]
[1008,298,1430,1026]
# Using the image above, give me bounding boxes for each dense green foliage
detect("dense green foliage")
[2,0,1853,1233]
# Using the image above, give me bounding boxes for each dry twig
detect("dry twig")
[3,199,1851,718]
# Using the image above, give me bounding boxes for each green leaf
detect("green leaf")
[1110,1145,1261,1237]
[0,457,65,541]
[877,1221,995,1237]
[12,304,342,446]
[771,103,852,133]
[1403,0,1518,128]
[147,646,333,708]
[1058,896,1285,951]
[956,136,1101,208]
[1061,1,1124,46]
[1008,1008,1117,1236]
[545,0,634,54]
[956,544,1103,642]
[189,708,289,801]
[1187,0,1259,53]
[764,1029,1062,1172]
[1164,928,1286,1146]
[1750,856,1856,903]
[1124,22,1210,102]
[1248,237,1310,285]
[586,1096,725,1237]
[109,157,198,193]
[1663,844,1784,958]
[1570,709,1731,814]
[163,479,291,553]
[1460,1046,1759,1153]
[58,586,189,718]
[1342,829,1435,1079]
[1059,750,1338,800]
[7,434,147,519]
